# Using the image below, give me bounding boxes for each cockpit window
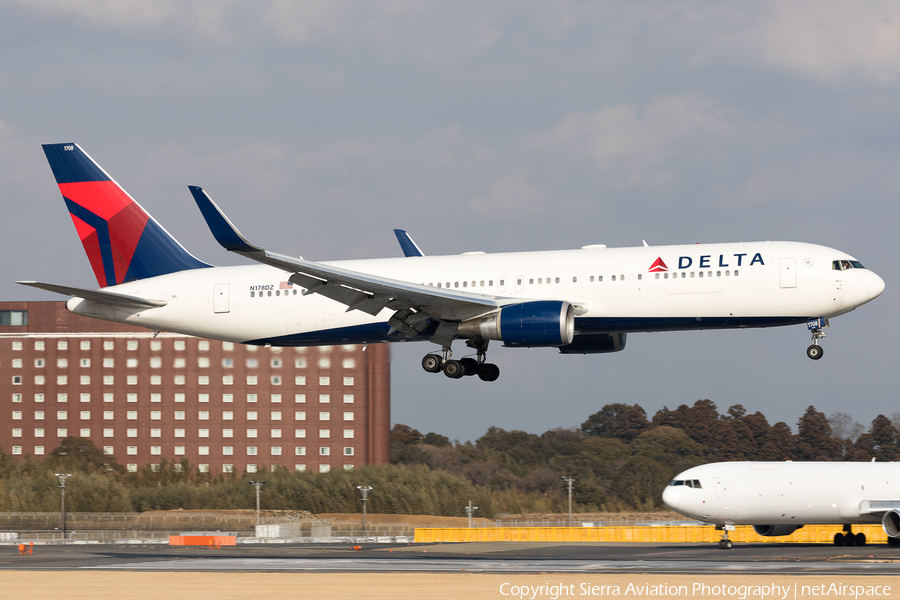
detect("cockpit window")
[833,260,866,271]
[669,479,702,488]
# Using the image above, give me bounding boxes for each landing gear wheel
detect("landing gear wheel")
[888,536,900,547]
[718,539,733,549]
[459,357,479,376]
[833,532,844,546]
[443,360,464,379]
[856,532,866,546]
[477,363,500,382]
[422,354,442,373]
[807,345,824,360]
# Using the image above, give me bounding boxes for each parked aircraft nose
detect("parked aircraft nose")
[661,485,684,514]
[867,271,885,301]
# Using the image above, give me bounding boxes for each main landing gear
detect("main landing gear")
[806,318,829,360]
[833,525,866,546]
[421,339,500,382]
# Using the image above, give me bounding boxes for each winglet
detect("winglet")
[393,229,425,257]
[188,186,260,253]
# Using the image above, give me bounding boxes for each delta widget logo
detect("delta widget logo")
[648,257,668,272]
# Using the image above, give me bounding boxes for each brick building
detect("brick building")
[0,302,391,474]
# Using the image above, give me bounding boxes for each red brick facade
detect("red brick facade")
[0,302,390,474]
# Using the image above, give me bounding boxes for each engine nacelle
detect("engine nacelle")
[558,333,627,354]
[752,525,802,537]
[882,509,900,538]
[458,301,574,348]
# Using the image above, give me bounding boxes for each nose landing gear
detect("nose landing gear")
[806,318,829,360]
[716,524,734,549]
[420,339,501,382]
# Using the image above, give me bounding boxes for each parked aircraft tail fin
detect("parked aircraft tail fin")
[42,143,211,287]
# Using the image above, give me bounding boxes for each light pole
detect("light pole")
[357,485,373,538]
[249,480,265,530]
[55,473,72,540]
[561,476,576,526]
[465,501,478,529]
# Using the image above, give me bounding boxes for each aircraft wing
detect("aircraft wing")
[16,281,167,309]
[189,186,501,325]
[393,229,425,257]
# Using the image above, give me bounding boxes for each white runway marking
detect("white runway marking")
[82,558,900,574]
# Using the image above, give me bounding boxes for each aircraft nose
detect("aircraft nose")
[867,271,885,301]
[662,485,680,512]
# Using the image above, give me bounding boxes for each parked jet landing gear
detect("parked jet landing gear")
[420,339,500,382]
[717,525,734,549]
[834,525,866,546]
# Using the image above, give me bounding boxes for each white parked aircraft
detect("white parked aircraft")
[20,143,885,381]
[663,461,900,548]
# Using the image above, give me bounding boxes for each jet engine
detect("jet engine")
[457,301,574,347]
[882,509,900,538]
[752,525,802,537]
[558,333,627,354]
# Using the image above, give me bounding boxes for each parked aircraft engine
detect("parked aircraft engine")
[558,333,627,354]
[457,301,574,347]
[882,509,900,538]
[752,525,802,537]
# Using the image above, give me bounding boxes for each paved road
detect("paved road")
[2,542,899,574]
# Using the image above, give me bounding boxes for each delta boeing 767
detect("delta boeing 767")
[18,143,885,381]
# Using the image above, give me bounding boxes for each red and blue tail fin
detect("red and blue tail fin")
[42,143,211,287]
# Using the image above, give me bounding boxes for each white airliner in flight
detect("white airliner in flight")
[663,461,900,548]
[19,143,885,381]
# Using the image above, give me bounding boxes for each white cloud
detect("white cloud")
[694,1,900,84]
[531,95,736,187]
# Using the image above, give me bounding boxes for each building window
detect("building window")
[151,429,161,438]
[295,429,306,438]
[247,394,258,403]
[127,464,137,472]
[80,428,90,437]
[55,430,68,440]
[151,411,161,420]
[198,447,209,456]
[295,376,306,386]
[247,428,258,438]
[150,357,162,368]
[222,375,233,385]
[127,376,138,385]
[319,429,331,438]
[271,446,282,456]
[175,411,185,420]
[319,376,330,386]
[199,394,209,403]
[295,446,306,456]
[271,394,282,403]
[12,359,22,368]
[175,429,185,438]
[271,411,282,420]
[271,428,282,438]
[80,356,91,366]
[343,394,354,404]
[343,412,354,421]
[103,341,114,351]
[342,358,355,369]
[198,376,209,385]
[174,340,185,351]
[35,393,44,403]
[223,411,234,420]
[12,447,22,455]
[271,376,281,385]
[173,358,186,368]
[127,428,137,438]
[174,446,185,456]
[12,376,22,385]
[33,376,44,385]
[35,340,45,351]
[294,358,307,368]
[319,411,330,420]
[198,341,209,351]
[34,446,45,455]
[175,393,185,403]
[126,411,137,420]
[12,428,22,437]
[57,376,67,385]
[319,394,330,404]
[343,429,354,439]
[150,376,161,385]
[103,428,114,437]
[80,393,90,403]
[247,464,258,473]
[150,446,161,456]
[56,410,67,420]
[223,428,233,438]
[126,393,136,402]
[343,377,354,386]
[0,310,28,326]
[58,340,68,350]
[246,411,257,420]
[343,447,354,456]
[12,393,22,403]
[34,428,45,438]
[199,428,209,438]
[246,376,258,385]
[247,446,258,456]
[103,376,114,385]
[34,410,44,420]
[223,464,234,473]
[295,394,306,403]
[80,411,90,420]
[295,411,306,420]
[103,411,114,420]
[199,411,209,420]
[174,375,185,385]
[77,375,88,385]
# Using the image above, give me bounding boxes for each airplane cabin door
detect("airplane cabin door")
[213,283,230,314]
[714,477,725,499]
[779,258,797,288]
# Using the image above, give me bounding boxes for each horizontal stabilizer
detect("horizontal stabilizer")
[16,281,167,309]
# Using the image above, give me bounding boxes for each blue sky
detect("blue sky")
[1,1,897,442]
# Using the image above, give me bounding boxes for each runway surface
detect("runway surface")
[3,541,900,575]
